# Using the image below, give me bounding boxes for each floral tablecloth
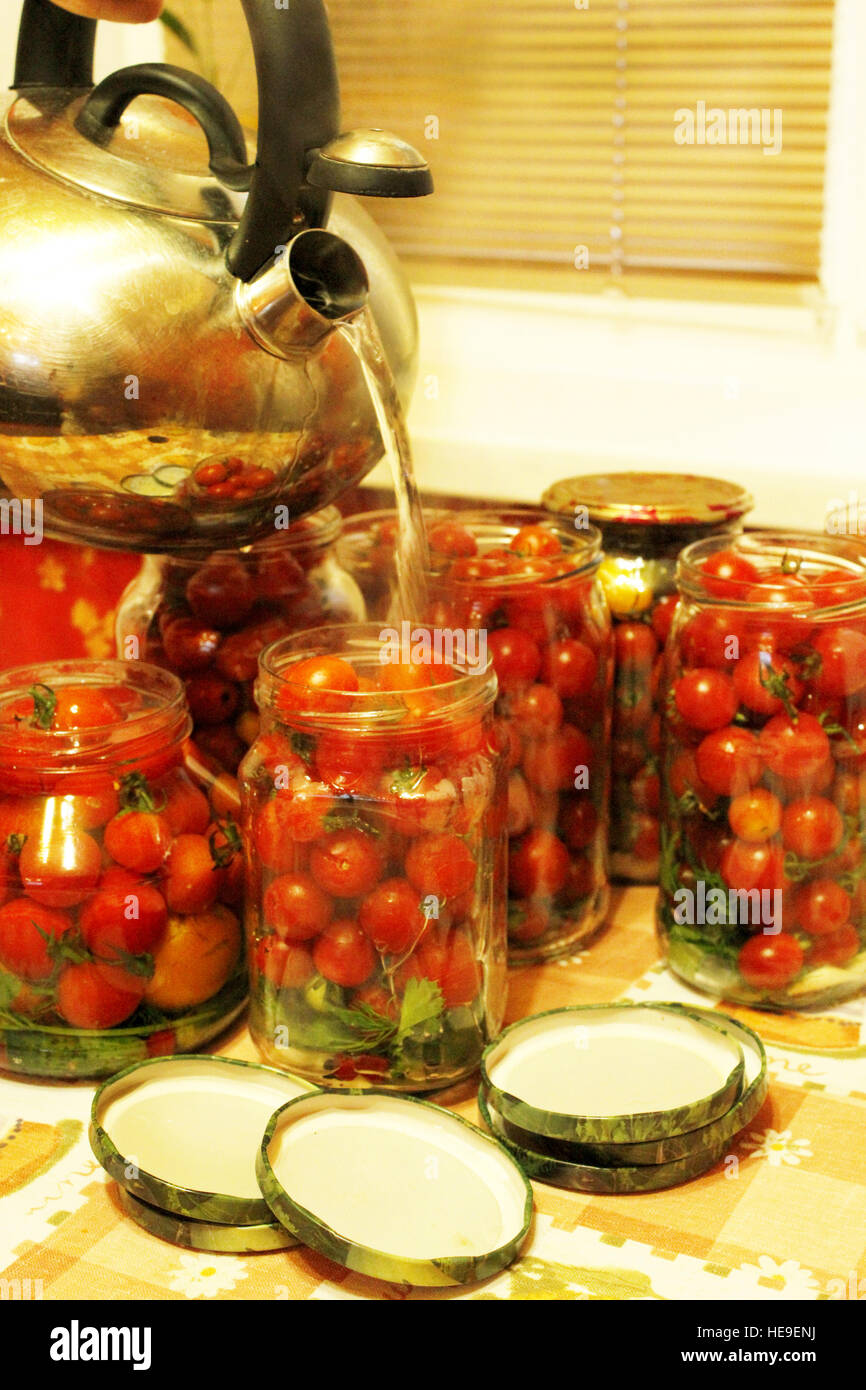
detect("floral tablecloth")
[1,887,865,1302]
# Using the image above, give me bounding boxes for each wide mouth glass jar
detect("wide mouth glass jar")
[423,508,613,963]
[0,660,246,1077]
[336,507,452,622]
[658,531,866,1010]
[116,507,365,776]
[543,472,753,883]
[240,623,507,1090]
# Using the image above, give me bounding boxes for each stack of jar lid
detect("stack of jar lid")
[89,1054,533,1287]
[478,1003,767,1194]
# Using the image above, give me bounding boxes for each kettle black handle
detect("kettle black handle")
[74,64,252,188]
[14,0,96,89]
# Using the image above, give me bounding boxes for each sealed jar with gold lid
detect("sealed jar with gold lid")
[543,472,753,883]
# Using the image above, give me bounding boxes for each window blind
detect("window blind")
[326,0,836,279]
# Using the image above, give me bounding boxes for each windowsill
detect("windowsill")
[361,269,866,532]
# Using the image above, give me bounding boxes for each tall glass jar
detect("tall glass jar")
[240,623,507,1090]
[658,532,866,1010]
[116,508,365,776]
[424,508,613,963]
[0,661,246,1078]
[337,507,450,621]
[543,473,753,882]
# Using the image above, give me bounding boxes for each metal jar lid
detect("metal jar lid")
[542,472,754,528]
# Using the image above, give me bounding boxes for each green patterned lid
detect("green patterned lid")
[257,1089,533,1289]
[480,1004,746,1146]
[116,1186,299,1253]
[90,1054,317,1227]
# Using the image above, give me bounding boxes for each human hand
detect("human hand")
[50,0,163,21]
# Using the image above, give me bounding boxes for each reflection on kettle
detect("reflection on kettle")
[0,0,433,552]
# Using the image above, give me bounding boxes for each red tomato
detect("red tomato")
[674,668,738,732]
[215,619,288,683]
[427,520,478,558]
[742,574,815,650]
[162,772,211,837]
[614,623,658,670]
[487,630,542,692]
[510,684,564,738]
[728,788,782,843]
[732,650,803,717]
[253,797,305,872]
[19,827,101,908]
[695,726,763,798]
[309,829,385,898]
[184,673,241,727]
[163,834,223,914]
[359,877,427,954]
[161,617,222,673]
[80,873,168,957]
[631,768,661,815]
[313,919,377,988]
[699,550,761,599]
[522,725,594,793]
[721,840,786,893]
[810,628,866,699]
[185,557,256,628]
[760,713,830,782]
[651,595,679,645]
[808,925,861,965]
[104,810,172,875]
[385,766,459,837]
[315,730,385,792]
[509,829,569,898]
[0,899,73,980]
[397,930,480,1007]
[276,656,359,717]
[254,936,315,989]
[560,798,598,851]
[405,833,476,898]
[793,879,851,936]
[540,640,597,699]
[680,609,743,669]
[264,873,332,941]
[56,961,143,1029]
[509,525,562,557]
[48,686,122,732]
[781,797,844,860]
[738,934,804,990]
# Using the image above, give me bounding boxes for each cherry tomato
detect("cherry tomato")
[760,713,830,782]
[56,961,143,1029]
[163,834,223,914]
[277,656,359,716]
[315,730,385,792]
[509,829,569,898]
[510,684,564,739]
[728,788,782,843]
[104,810,172,875]
[487,629,542,692]
[427,520,478,557]
[264,873,332,941]
[695,726,763,798]
[80,872,168,957]
[614,623,658,670]
[313,919,377,988]
[699,550,761,600]
[793,879,851,936]
[810,628,866,699]
[162,773,211,837]
[742,574,815,650]
[255,936,315,989]
[254,797,309,870]
[560,798,598,851]
[215,619,288,683]
[509,525,561,557]
[185,557,256,628]
[721,840,786,893]
[0,899,73,980]
[522,725,594,793]
[781,797,843,860]
[309,828,385,898]
[50,687,123,731]
[808,925,861,965]
[397,930,480,1006]
[738,933,804,990]
[540,640,597,699]
[405,833,476,899]
[674,668,738,732]
[184,672,241,727]
[19,827,101,908]
[352,982,400,1020]
[731,649,802,717]
[631,767,661,815]
[680,609,743,669]
[651,595,679,645]
[385,765,459,838]
[161,617,222,673]
[359,877,427,954]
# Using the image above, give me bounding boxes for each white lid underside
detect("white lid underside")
[98,1058,311,1200]
[487,1008,743,1117]
[268,1094,528,1261]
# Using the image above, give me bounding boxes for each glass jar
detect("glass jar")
[424,508,613,963]
[0,661,247,1078]
[240,623,507,1091]
[543,473,753,882]
[116,508,365,776]
[658,532,866,1010]
[336,507,451,622]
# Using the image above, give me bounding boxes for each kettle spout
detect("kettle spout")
[236,229,369,358]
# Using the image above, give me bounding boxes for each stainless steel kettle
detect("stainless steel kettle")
[0,0,432,552]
